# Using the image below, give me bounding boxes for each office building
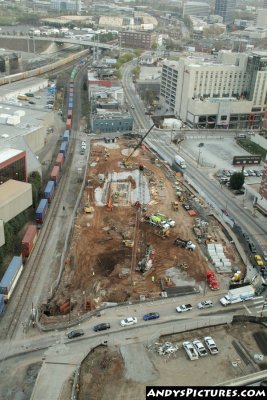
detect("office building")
[119,30,157,50]
[183,2,210,18]
[160,51,267,129]
[215,0,236,25]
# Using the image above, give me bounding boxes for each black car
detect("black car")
[67,329,84,339]
[93,323,111,332]
[28,101,36,105]
[249,242,257,253]
[182,204,191,211]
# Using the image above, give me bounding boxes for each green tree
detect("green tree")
[229,172,245,190]
[28,171,42,208]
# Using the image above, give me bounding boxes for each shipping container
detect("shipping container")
[59,141,68,157]
[44,180,55,202]
[0,294,5,314]
[35,198,49,225]
[22,225,38,257]
[50,165,60,185]
[63,130,70,142]
[0,256,23,300]
[55,152,64,169]
[66,118,72,130]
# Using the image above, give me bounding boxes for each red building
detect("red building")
[0,149,27,185]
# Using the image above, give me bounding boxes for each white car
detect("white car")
[192,339,208,357]
[197,300,213,309]
[120,317,137,327]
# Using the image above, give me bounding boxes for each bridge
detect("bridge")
[0,35,117,50]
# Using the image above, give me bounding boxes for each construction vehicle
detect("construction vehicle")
[176,191,184,202]
[207,271,219,290]
[155,226,170,239]
[84,205,94,213]
[174,237,196,251]
[122,240,134,248]
[172,201,179,211]
[123,124,154,168]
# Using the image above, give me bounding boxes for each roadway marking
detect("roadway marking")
[253,296,264,301]
[253,300,265,305]
[243,303,251,314]
[255,305,265,309]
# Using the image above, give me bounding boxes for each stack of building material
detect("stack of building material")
[207,244,231,273]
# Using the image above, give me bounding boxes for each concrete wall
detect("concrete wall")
[0,220,4,247]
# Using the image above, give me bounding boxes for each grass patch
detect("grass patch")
[236,139,267,160]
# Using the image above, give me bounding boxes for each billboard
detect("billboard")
[233,155,261,165]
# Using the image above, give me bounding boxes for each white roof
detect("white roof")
[0,148,24,164]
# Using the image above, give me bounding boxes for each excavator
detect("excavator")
[123,124,155,168]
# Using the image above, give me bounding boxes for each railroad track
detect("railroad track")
[1,66,84,340]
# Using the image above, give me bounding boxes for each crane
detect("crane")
[123,124,155,168]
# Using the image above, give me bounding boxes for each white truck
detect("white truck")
[204,336,218,355]
[192,339,208,357]
[176,304,192,313]
[220,285,255,306]
[174,155,186,169]
[183,341,198,360]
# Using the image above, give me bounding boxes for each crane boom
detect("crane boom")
[125,124,154,164]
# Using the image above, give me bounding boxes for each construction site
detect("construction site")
[41,133,245,321]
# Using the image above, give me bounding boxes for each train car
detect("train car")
[0,294,5,314]
[55,152,64,169]
[44,180,55,202]
[50,166,60,186]
[0,256,23,301]
[66,118,72,130]
[69,88,74,94]
[69,83,74,89]
[68,101,73,109]
[35,198,49,226]
[67,109,72,119]
[21,225,38,257]
[63,130,70,142]
[59,141,68,157]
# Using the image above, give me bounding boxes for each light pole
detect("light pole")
[197,148,202,168]
[260,295,267,317]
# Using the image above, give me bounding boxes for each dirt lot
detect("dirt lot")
[41,138,244,322]
[77,322,267,399]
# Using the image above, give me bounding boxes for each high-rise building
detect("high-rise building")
[160,51,267,130]
[215,0,236,25]
[259,159,267,199]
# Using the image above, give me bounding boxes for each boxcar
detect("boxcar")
[63,130,70,142]
[55,152,64,169]
[59,141,68,157]
[0,256,23,301]
[21,225,38,257]
[44,180,55,202]
[50,166,60,186]
[35,198,49,225]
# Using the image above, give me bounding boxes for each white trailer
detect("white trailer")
[174,155,186,169]
[220,285,255,306]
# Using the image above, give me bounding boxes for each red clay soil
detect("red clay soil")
[44,139,238,321]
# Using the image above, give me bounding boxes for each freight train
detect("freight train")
[0,62,84,307]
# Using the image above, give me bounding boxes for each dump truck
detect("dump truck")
[172,201,179,211]
[174,237,196,251]
[220,285,255,306]
[183,341,198,360]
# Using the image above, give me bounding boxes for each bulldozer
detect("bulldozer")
[172,201,179,211]
[84,204,94,214]
[122,240,134,248]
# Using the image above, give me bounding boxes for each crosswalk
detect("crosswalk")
[245,296,267,316]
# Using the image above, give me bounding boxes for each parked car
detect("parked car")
[242,232,250,242]
[182,204,191,211]
[249,242,257,253]
[263,252,267,261]
[93,323,111,332]
[197,300,213,309]
[143,312,160,321]
[255,255,264,266]
[28,100,36,105]
[67,329,84,339]
[131,105,135,109]
[120,317,137,327]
